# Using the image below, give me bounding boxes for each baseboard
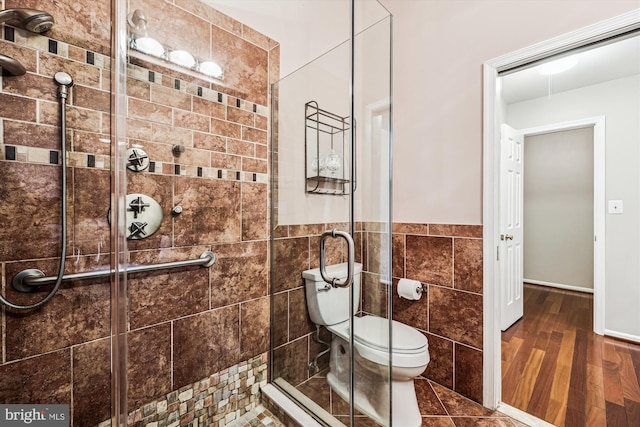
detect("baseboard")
[524,279,593,294]
[604,329,640,344]
[497,404,556,427]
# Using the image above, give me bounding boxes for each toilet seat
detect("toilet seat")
[327,315,429,368]
[352,315,428,354]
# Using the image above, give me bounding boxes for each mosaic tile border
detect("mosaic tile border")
[1,24,269,117]
[95,353,269,427]
[2,25,111,70]
[0,144,268,184]
[126,62,268,117]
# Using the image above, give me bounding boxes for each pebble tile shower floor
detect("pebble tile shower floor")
[226,406,284,427]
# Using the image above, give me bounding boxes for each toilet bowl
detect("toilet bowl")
[303,263,429,427]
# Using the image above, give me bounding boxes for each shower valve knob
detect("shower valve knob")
[125,194,163,240]
[128,196,150,218]
[129,221,148,238]
[126,147,150,171]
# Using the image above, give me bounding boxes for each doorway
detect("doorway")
[498,120,603,424]
[499,118,605,333]
[482,8,640,418]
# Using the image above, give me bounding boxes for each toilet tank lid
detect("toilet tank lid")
[302,262,363,281]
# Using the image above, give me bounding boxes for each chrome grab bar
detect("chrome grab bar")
[319,229,355,288]
[12,251,216,292]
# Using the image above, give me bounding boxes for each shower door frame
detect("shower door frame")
[111,0,130,425]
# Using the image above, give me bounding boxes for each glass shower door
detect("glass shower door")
[0,1,116,424]
[270,1,392,425]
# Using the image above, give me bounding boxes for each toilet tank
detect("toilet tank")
[302,262,362,326]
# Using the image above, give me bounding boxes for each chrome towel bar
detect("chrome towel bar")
[12,250,216,292]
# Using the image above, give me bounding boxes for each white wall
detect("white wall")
[507,74,640,338]
[274,15,392,226]
[382,0,639,224]
[275,42,351,225]
[208,0,639,224]
[523,129,594,290]
[207,0,389,79]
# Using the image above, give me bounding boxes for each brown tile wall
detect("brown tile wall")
[274,221,483,407]
[270,222,355,386]
[272,221,393,388]
[0,0,278,425]
[388,222,484,403]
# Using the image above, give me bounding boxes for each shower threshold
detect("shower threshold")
[262,377,342,427]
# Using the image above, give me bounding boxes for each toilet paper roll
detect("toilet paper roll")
[397,278,423,300]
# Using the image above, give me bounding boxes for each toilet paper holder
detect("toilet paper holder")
[396,278,426,300]
[382,278,426,296]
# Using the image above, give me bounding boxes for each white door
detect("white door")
[500,124,524,331]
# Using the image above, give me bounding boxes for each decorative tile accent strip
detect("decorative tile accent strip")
[5,145,16,161]
[48,39,58,54]
[99,354,268,427]
[0,144,268,183]
[4,27,15,42]
[3,25,110,70]
[49,151,59,165]
[126,63,268,116]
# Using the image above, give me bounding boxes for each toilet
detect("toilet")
[303,262,429,427]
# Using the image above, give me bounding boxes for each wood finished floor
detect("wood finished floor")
[502,284,640,427]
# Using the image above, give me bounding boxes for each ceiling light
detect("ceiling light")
[132,37,164,57]
[538,55,579,75]
[199,61,223,78]
[127,9,225,80]
[168,50,196,68]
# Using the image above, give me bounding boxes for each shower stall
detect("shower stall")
[0,0,391,425]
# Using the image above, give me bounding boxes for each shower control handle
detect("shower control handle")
[319,229,355,288]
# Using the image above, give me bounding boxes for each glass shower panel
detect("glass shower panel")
[121,0,274,424]
[0,1,114,425]
[352,1,393,425]
[271,39,351,426]
[270,1,392,425]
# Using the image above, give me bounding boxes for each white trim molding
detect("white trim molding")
[524,279,594,294]
[519,116,605,330]
[498,404,557,427]
[604,329,640,345]
[482,8,639,411]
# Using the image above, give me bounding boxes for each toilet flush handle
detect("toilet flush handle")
[319,229,355,288]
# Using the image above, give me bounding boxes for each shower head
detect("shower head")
[0,8,55,34]
[0,53,26,76]
[54,71,74,100]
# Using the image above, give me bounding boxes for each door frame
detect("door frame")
[515,117,606,319]
[481,9,640,410]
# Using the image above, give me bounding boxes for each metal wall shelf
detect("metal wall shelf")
[304,101,355,195]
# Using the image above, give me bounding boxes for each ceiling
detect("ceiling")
[500,34,640,105]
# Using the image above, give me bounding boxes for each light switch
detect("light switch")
[608,200,623,214]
